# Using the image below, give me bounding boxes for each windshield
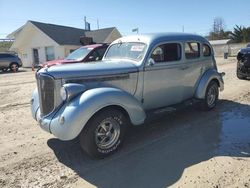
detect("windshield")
[105,42,146,61]
[65,47,92,61]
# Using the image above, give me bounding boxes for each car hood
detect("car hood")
[45,59,77,67]
[239,47,250,54]
[40,60,139,79]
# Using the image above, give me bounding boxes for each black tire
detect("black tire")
[236,69,246,80]
[200,80,219,111]
[10,63,19,72]
[2,68,8,72]
[79,108,128,159]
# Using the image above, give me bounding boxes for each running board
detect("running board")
[144,99,198,124]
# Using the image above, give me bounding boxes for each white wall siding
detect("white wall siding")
[10,22,59,67]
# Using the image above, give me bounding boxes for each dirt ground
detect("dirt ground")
[0,57,250,188]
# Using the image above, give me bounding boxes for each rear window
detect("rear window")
[185,42,200,59]
[203,44,211,57]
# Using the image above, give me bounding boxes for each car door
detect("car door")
[142,42,185,110]
[181,42,203,100]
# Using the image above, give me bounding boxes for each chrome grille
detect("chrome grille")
[37,74,55,117]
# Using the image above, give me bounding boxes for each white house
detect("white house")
[8,21,121,67]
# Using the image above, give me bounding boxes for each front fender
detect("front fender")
[195,69,224,99]
[50,87,146,140]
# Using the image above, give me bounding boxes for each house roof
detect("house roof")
[85,27,116,43]
[30,21,85,45]
[8,20,121,47]
[209,39,231,45]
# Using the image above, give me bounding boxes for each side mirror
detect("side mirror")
[147,58,155,66]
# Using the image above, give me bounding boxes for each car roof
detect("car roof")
[112,33,209,45]
[0,53,16,56]
[80,43,108,49]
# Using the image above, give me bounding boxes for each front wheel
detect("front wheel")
[200,81,219,110]
[79,108,128,159]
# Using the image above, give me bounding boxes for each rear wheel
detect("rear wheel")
[79,108,128,159]
[200,81,219,110]
[10,63,19,72]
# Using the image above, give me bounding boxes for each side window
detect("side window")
[150,43,181,63]
[185,42,200,59]
[87,51,99,61]
[203,44,211,57]
[96,47,107,59]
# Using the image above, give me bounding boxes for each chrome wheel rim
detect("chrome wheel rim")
[95,117,120,150]
[207,85,217,107]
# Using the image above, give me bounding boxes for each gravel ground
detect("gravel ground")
[0,57,250,188]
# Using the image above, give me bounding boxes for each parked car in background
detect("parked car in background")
[236,47,250,79]
[39,43,109,68]
[0,53,22,72]
[31,33,225,158]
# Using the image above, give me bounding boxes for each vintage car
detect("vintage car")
[31,33,225,158]
[236,46,250,79]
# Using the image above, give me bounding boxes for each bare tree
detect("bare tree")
[213,17,226,34]
[209,17,229,40]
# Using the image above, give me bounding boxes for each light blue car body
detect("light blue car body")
[31,33,224,140]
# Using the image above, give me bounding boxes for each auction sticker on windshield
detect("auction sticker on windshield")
[131,45,145,51]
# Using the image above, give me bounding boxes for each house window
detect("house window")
[45,46,55,61]
[70,49,75,53]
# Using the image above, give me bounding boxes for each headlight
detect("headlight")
[60,83,86,102]
[60,87,67,101]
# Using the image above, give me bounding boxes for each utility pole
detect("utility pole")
[182,25,185,32]
[97,19,99,30]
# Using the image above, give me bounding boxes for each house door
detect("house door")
[33,49,39,65]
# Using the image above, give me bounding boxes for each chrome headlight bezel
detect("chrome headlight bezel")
[60,86,67,101]
[60,83,86,102]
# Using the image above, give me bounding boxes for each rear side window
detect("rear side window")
[203,44,211,57]
[150,43,181,63]
[185,42,200,59]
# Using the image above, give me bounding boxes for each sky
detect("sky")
[0,0,250,38]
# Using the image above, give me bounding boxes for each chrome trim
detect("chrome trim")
[37,73,55,117]
[63,73,131,84]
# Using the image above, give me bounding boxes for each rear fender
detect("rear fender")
[195,69,224,99]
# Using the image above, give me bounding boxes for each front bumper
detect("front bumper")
[238,64,250,77]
